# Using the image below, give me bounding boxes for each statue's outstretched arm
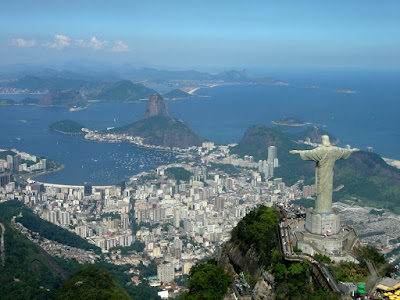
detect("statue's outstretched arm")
[289,150,301,155]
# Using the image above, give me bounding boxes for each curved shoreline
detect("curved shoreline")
[27,164,65,181]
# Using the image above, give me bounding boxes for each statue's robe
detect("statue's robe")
[300,146,353,213]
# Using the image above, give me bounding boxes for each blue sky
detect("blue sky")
[1,1,399,70]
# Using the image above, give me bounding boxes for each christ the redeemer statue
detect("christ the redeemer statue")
[290,135,359,214]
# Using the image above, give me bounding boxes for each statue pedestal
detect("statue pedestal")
[305,208,340,235]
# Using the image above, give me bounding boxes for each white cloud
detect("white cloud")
[111,41,130,52]
[88,36,107,50]
[43,34,71,49]
[10,38,37,47]
[75,36,107,50]
[11,34,126,52]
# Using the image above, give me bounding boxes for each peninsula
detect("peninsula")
[107,94,203,148]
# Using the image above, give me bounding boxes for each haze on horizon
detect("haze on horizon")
[1,0,399,72]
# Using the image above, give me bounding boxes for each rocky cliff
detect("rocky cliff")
[220,242,275,299]
[143,93,169,118]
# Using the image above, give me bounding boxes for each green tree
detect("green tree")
[184,260,231,300]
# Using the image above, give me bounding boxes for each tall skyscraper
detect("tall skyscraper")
[120,180,126,193]
[6,155,13,170]
[267,146,277,163]
[84,182,92,196]
[173,208,181,228]
[215,195,224,212]
[13,155,21,172]
[0,173,11,187]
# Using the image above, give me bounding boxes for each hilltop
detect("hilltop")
[185,206,339,300]
[39,89,88,108]
[109,93,203,148]
[143,94,169,118]
[52,265,131,300]
[232,125,400,209]
[188,206,395,299]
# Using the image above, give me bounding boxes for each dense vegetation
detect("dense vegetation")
[328,261,368,282]
[52,265,131,300]
[165,167,193,182]
[109,115,203,148]
[53,258,161,299]
[49,119,85,134]
[184,259,231,300]
[231,206,280,268]
[0,201,100,253]
[0,223,66,299]
[358,245,396,277]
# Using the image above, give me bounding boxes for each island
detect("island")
[271,117,312,127]
[49,120,85,134]
[162,89,193,100]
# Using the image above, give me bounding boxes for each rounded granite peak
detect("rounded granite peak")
[143,93,170,119]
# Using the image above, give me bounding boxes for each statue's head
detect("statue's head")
[321,135,331,147]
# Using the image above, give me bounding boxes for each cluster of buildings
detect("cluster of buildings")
[0,144,305,287]
[83,129,197,153]
[0,148,47,176]
[1,142,399,295]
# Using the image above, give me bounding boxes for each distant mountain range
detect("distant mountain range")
[92,80,157,102]
[2,68,278,92]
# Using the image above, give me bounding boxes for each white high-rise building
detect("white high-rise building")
[267,146,277,163]
[157,263,175,283]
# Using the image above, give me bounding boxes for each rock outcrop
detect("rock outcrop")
[220,242,275,300]
[143,94,169,118]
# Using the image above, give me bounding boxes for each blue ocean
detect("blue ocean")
[0,69,399,185]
